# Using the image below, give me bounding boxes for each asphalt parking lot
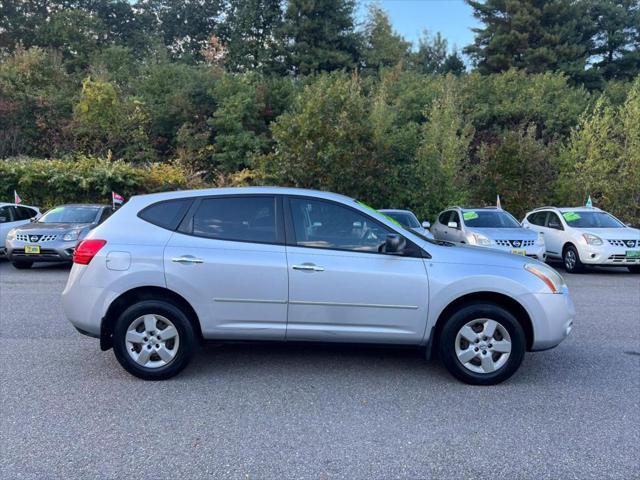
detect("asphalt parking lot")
[0,261,638,479]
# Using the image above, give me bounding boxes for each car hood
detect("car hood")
[14,222,92,234]
[423,239,538,268]
[573,227,640,240]
[469,227,537,240]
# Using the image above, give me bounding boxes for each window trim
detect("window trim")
[283,195,426,258]
[177,194,285,246]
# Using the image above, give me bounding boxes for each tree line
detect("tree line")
[0,0,638,222]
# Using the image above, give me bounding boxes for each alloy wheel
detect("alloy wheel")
[454,318,512,374]
[564,250,576,270]
[125,314,180,369]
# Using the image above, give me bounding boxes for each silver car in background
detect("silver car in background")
[0,202,40,256]
[62,187,574,385]
[431,206,545,260]
[522,206,640,273]
[379,209,434,239]
[6,204,113,269]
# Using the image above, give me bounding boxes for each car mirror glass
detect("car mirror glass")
[447,221,458,229]
[422,221,430,228]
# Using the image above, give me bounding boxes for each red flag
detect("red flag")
[112,192,125,205]
[14,190,21,204]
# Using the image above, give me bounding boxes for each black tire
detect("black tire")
[563,244,585,273]
[112,300,196,380]
[438,303,526,385]
[628,266,640,274]
[12,260,33,269]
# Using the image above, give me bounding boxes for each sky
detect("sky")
[357,0,479,53]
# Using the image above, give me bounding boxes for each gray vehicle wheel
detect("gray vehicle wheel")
[563,245,584,273]
[112,300,196,380]
[438,303,526,385]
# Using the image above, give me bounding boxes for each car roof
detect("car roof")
[379,209,415,214]
[49,204,109,208]
[129,186,354,205]
[0,202,39,209]
[530,206,603,213]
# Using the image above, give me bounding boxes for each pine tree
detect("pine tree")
[361,4,411,71]
[282,0,361,75]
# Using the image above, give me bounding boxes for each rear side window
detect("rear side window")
[527,211,547,226]
[138,199,192,230]
[15,206,37,220]
[191,196,277,243]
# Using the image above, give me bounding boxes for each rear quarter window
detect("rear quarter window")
[138,199,192,230]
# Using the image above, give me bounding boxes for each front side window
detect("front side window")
[462,210,521,228]
[438,211,451,224]
[39,206,100,224]
[0,206,12,223]
[561,211,625,228]
[16,206,37,220]
[192,196,277,243]
[290,198,392,252]
[449,211,461,228]
[547,212,563,229]
[384,211,420,229]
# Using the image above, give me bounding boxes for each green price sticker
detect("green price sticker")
[463,211,479,220]
[562,212,581,222]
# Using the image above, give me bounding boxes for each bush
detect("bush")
[0,155,191,209]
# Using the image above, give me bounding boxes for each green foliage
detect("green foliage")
[361,5,411,71]
[0,156,190,209]
[282,0,361,75]
[72,77,152,162]
[556,79,640,223]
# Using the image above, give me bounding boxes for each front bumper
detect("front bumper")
[520,289,575,351]
[6,238,77,263]
[487,243,546,260]
[578,243,640,266]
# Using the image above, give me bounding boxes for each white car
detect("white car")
[522,206,640,274]
[431,207,545,260]
[62,187,574,385]
[0,202,40,256]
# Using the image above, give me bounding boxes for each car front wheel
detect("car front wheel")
[438,303,526,385]
[112,300,196,380]
[563,245,584,273]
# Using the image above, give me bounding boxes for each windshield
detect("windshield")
[462,210,521,228]
[561,211,625,228]
[39,206,99,224]
[383,211,420,228]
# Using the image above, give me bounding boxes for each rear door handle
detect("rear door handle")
[292,263,324,272]
[172,256,203,264]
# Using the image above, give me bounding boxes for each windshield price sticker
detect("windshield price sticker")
[562,212,581,222]
[463,211,479,220]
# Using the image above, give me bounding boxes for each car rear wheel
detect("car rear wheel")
[563,245,584,273]
[12,261,33,269]
[628,266,640,274]
[112,300,196,380]
[438,303,526,385]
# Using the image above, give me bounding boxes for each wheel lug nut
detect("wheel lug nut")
[488,344,493,348]
[474,339,479,343]
[482,350,487,355]
[474,347,479,352]
[147,345,152,349]
[482,336,487,341]
[143,337,148,341]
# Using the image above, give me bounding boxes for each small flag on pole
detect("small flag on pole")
[496,194,502,209]
[586,195,593,208]
[112,191,124,208]
[14,190,21,204]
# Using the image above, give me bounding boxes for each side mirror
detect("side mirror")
[447,221,458,229]
[384,234,406,254]
[422,221,430,229]
[30,217,37,222]
[548,221,561,230]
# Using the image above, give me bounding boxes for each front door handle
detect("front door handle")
[172,256,203,264]
[292,263,324,272]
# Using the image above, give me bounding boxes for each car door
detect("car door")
[164,195,288,340]
[447,210,465,243]
[544,212,565,258]
[284,196,430,344]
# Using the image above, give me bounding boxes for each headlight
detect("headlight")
[582,233,603,245]
[6,229,17,241]
[524,263,566,294]
[470,233,491,246]
[62,230,80,242]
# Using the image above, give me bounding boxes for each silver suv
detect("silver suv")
[522,206,640,273]
[431,207,545,260]
[62,188,574,385]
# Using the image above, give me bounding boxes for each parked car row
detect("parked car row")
[1,204,114,269]
[426,205,639,274]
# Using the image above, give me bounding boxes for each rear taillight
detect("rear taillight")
[73,239,107,265]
